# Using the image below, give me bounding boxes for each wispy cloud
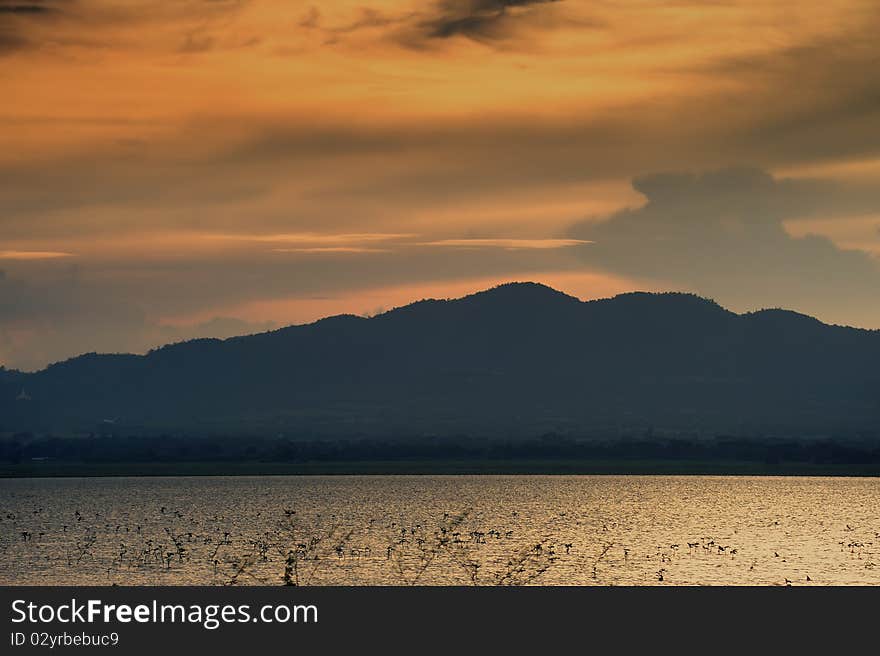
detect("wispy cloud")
[0,250,74,260]
[0,0,254,56]
[298,0,576,50]
[270,246,391,254]
[268,237,592,253]
[0,4,55,15]
[210,232,415,244]
[418,238,591,250]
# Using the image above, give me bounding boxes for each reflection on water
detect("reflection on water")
[0,475,878,585]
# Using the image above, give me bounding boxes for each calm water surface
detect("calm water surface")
[1,475,877,585]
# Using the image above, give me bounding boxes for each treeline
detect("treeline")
[2,433,880,466]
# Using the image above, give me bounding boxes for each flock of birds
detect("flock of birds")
[0,499,878,585]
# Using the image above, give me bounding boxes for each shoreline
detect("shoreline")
[2,459,879,478]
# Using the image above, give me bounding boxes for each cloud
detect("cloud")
[0,0,66,15]
[4,5,880,241]
[0,0,252,56]
[299,0,575,50]
[210,232,415,244]
[569,167,880,325]
[0,250,74,260]
[418,238,590,250]
[410,0,564,44]
[0,4,54,14]
[0,111,713,240]
[4,2,880,369]
[686,8,880,167]
[324,7,401,36]
[0,0,64,53]
[211,234,590,252]
[270,247,391,254]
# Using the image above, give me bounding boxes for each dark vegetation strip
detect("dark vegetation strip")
[1,459,880,478]
[1,433,879,477]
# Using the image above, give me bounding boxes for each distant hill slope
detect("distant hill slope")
[2,282,879,437]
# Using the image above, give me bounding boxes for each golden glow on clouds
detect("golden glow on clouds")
[785,214,880,255]
[210,232,416,244]
[0,251,74,260]
[418,238,591,250]
[3,1,875,158]
[778,157,880,183]
[166,269,660,328]
[2,0,880,368]
[271,247,392,254]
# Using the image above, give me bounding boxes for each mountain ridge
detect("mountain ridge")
[2,282,878,438]
[7,282,873,375]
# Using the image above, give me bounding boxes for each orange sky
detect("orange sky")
[2,1,880,369]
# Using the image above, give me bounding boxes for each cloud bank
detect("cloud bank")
[570,167,880,324]
[3,1,880,369]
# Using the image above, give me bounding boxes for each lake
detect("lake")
[1,475,877,585]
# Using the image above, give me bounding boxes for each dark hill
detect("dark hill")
[2,282,878,437]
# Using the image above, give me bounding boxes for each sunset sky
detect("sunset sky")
[2,0,880,370]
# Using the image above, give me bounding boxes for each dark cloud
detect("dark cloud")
[416,0,562,41]
[0,0,250,56]
[301,0,574,49]
[0,0,64,53]
[569,167,880,325]
[297,6,410,48]
[0,0,65,13]
[388,0,586,49]
[689,10,880,165]
[0,6,51,14]
[0,31,26,52]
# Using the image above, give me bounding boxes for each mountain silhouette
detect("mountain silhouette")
[2,282,878,437]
